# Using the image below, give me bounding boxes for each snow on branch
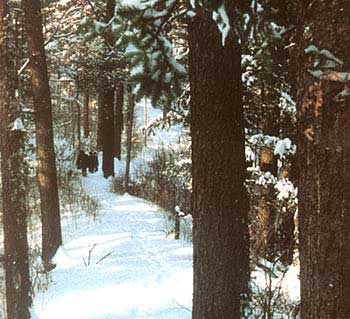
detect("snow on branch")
[305,44,350,100]
[308,69,350,83]
[275,178,297,201]
[248,134,296,159]
[212,3,231,46]
[11,118,25,132]
[305,44,344,65]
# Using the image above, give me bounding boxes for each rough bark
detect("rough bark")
[97,92,103,150]
[297,1,350,317]
[83,92,90,138]
[143,97,148,146]
[75,90,81,149]
[115,82,124,160]
[23,0,62,265]
[101,0,116,176]
[189,6,249,319]
[102,87,115,178]
[125,92,135,193]
[0,2,31,317]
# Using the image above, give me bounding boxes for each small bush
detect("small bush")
[112,176,125,194]
[134,149,191,214]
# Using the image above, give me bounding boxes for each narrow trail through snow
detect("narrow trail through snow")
[33,171,193,319]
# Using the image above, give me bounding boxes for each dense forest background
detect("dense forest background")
[0,0,349,318]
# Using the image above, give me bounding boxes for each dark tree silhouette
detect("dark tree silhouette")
[0,1,31,317]
[23,0,62,266]
[189,4,249,319]
[297,0,350,317]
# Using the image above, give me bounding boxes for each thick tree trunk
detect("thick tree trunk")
[83,92,90,138]
[75,90,81,149]
[115,82,124,160]
[97,92,103,150]
[23,0,62,265]
[297,1,350,317]
[1,132,31,319]
[163,103,168,122]
[102,87,115,178]
[144,97,148,146]
[101,0,116,176]
[124,92,135,193]
[189,6,249,319]
[0,2,31,318]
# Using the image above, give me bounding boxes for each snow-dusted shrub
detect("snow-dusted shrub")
[180,213,193,242]
[112,175,125,194]
[60,174,99,220]
[246,132,298,266]
[244,131,300,318]
[54,139,76,187]
[122,147,192,237]
[248,259,300,319]
[28,169,99,304]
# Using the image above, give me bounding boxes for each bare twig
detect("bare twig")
[87,243,97,266]
[85,0,101,20]
[44,3,79,46]
[75,98,83,107]
[173,300,192,313]
[96,252,113,265]
[17,59,30,77]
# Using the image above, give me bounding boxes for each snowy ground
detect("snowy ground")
[30,103,299,318]
[31,169,193,319]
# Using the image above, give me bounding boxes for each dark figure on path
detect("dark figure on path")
[93,151,99,172]
[76,150,89,176]
[88,151,94,173]
[76,150,83,169]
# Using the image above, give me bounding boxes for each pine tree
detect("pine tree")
[113,0,187,103]
[125,89,135,192]
[113,1,251,316]
[0,1,31,317]
[76,90,81,149]
[23,0,62,266]
[101,85,115,178]
[101,0,117,178]
[189,4,249,318]
[97,92,103,150]
[296,0,350,317]
[115,82,124,160]
[83,92,90,138]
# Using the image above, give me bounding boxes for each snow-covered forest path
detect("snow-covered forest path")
[32,171,193,319]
